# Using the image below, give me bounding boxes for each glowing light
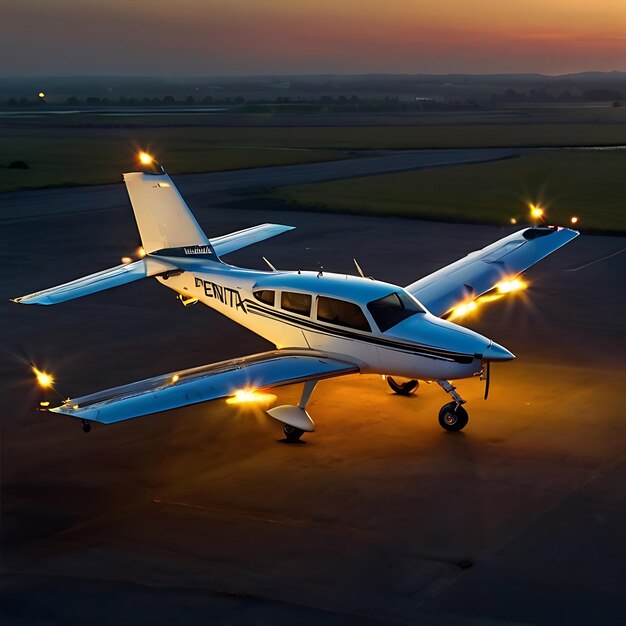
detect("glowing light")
[171,374,180,383]
[495,277,528,294]
[448,300,478,320]
[138,151,153,165]
[32,366,54,388]
[72,404,79,409]
[510,217,517,225]
[137,247,146,258]
[571,216,579,224]
[121,256,132,264]
[38,92,45,98]
[39,401,50,407]
[529,203,544,220]
[226,389,276,405]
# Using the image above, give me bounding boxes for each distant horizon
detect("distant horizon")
[1,70,625,80]
[3,1,625,77]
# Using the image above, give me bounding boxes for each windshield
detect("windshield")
[366,291,424,332]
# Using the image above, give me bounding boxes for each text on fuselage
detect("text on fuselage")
[194,278,246,312]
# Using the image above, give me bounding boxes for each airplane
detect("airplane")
[14,153,579,441]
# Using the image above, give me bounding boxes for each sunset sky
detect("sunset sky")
[2,0,625,75]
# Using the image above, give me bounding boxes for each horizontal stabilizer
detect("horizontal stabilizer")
[210,223,295,256]
[12,257,176,305]
[50,349,359,424]
[406,226,579,316]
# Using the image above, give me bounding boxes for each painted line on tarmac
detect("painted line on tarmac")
[564,247,625,272]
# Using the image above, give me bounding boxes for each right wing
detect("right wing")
[210,223,295,257]
[405,226,579,317]
[50,349,359,424]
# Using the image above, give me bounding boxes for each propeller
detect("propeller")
[483,360,491,400]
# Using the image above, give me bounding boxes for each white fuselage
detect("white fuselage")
[156,261,502,382]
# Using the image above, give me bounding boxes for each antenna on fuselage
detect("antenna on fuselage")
[262,256,277,272]
[354,258,374,280]
[353,258,365,278]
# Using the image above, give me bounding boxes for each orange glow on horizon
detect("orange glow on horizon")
[4,1,625,75]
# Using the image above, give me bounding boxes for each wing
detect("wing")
[50,349,359,424]
[12,257,177,305]
[210,223,295,256]
[406,226,579,317]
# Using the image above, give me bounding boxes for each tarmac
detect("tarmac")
[1,151,625,625]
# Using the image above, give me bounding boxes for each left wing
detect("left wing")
[406,226,579,317]
[12,257,177,305]
[50,349,358,424]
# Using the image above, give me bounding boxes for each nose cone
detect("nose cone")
[483,341,515,362]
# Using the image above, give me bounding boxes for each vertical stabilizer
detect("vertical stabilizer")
[124,170,211,254]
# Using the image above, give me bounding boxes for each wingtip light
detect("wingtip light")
[138,151,153,165]
[529,203,545,221]
[32,365,54,388]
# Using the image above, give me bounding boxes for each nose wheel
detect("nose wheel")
[438,402,469,432]
[436,380,469,432]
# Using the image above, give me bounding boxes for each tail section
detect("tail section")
[13,156,296,306]
[124,168,213,255]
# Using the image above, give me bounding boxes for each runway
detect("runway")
[0,148,520,221]
[1,154,625,624]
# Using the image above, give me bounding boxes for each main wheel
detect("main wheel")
[283,424,304,442]
[387,376,419,396]
[438,402,469,432]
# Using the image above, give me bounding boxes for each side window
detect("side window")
[254,290,275,306]
[281,291,312,316]
[317,296,371,332]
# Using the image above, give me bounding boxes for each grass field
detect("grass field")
[1,106,626,196]
[268,150,626,232]
[0,127,351,192]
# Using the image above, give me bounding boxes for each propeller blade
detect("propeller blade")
[484,360,491,400]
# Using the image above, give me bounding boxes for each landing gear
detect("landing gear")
[81,419,91,433]
[436,380,469,432]
[283,425,304,442]
[268,379,318,443]
[438,402,469,432]
[386,376,419,395]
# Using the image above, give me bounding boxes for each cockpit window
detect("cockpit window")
[366,292,424,332]
[254,290,275,306]
[281,291,312,316]
[317,296,371,332]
